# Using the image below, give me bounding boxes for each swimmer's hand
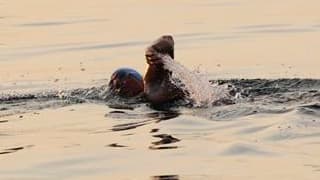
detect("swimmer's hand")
[145,35,174,65]
[145,48,163,65]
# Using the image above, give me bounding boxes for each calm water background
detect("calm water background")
[1,0,320,179]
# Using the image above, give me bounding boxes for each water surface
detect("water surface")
[1,0,320,179]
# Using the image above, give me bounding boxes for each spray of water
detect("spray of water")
[162,55,232,107]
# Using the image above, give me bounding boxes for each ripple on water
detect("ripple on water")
[151,175,179,180]
[266,129,320,141]
[106,143,128,148]
[16,18,109,27]
[298,103,320,116]
[0,145,34,155]
[107,110,180,132]
[152,134,179,145]
[220,143,273,156]
[235,23,320,34]
[236,124,273,135]
[0,120,8,123]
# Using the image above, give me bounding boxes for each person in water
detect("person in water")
[108,68,144,98]
[108,35,185,105]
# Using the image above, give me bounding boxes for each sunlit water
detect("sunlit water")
[1,0,320,179]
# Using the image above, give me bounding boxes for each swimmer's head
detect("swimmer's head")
[108,68,144,97]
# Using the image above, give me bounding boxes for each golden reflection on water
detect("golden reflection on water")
[1,0,320,179]
[1,0,320,88]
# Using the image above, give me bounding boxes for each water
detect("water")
[0,78,320,179]
[1,0,320,179]
[162,54,232,107]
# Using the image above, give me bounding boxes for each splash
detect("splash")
[162,55,232,107]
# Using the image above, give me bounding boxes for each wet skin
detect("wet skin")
[144,35,185,105]
[108,35,185,104]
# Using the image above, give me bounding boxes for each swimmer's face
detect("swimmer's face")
[145,35,174,65]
